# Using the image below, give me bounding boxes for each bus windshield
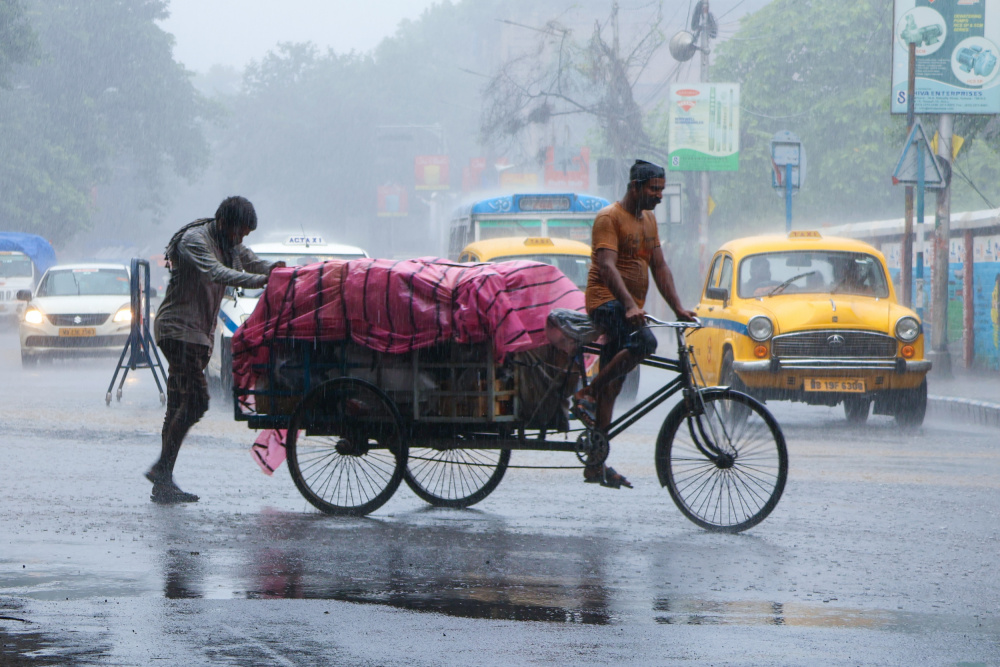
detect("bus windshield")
[450,193,609,259]
[0,252,33,278]
[490,253,590,289]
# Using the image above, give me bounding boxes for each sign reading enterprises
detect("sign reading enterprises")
[668,84,740,172]
[891,0,1000,114]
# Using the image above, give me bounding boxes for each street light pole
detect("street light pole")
[931,113,953,377]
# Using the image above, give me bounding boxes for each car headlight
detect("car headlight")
[747,315,774,342]
[895,316,920,343]
[113,307,132,323]
[24,308,44,325]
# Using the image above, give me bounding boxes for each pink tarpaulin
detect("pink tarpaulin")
[233,257,585,473]
[232,257,584,392]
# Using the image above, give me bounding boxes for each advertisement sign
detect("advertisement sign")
[544,146,590,189]
[891,0,1000,114]
[376,184,408,217]
[668,84,740,172]
[414,155,450,190]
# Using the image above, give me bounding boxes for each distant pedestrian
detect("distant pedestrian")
[146,196,284,503]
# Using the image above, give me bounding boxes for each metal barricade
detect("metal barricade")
[105,258,167,405]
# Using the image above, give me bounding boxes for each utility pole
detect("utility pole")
[901,42,916,308]
[698,0,711,278]
[931,113,953,377]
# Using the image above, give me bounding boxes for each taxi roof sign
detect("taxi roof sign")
[286,235,324,246]
[523,237,555,246]
[788,231,821,239]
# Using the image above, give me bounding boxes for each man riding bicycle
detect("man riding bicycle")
[573,160,696,489]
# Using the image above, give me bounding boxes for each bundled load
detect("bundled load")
[232,257,587,424]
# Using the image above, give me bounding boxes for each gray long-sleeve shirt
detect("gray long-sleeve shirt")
[154,220,275,349]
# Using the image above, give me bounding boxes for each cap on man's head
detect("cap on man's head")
[630,159,665,183]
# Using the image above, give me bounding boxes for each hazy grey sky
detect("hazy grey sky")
[159,0,442,72]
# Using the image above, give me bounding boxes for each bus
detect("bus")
[448,193,610,259]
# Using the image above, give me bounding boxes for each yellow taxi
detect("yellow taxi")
[688,231,931,426]
[458,237,591,289]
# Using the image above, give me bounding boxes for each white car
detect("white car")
[207,235,369,394]
[18,263,134,366]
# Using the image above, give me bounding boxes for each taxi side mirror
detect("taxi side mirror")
[16,289,32,302]
[705,286,729,308]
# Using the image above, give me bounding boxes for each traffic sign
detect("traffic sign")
[892,121,944,187]
[770,131,805,194]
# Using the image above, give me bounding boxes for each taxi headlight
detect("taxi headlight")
[24,308,44,325]
[895,316,920,343]
[113,307,132,324]
[747,315,774,342]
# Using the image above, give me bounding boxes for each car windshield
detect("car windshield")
[38,268,130,296]
[0,252,33,278]
[737,251,889,299]
[490,253,590,289]
[241,252,366,297]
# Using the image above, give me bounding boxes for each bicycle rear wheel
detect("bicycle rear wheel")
[655,388,787,533]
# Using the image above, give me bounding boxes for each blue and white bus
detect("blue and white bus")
[448,193,610,259]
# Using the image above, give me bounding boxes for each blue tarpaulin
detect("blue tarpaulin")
[0,232,57,276]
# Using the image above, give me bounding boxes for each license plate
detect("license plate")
[805,378,865,393]
[59,327,96,337]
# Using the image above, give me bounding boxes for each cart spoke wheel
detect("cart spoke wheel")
[404,444,510,508]
[656,388,787,533]
[287,378,406,516]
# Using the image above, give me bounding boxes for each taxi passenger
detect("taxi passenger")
[572,160,696,489]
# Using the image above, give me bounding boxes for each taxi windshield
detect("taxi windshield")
[490,253,590,289]
[737,251,889,299]
[241,252,366,297]
[38,268,130,296]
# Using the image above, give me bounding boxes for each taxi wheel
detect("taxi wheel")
[843,397,871,424]
[220,338,233,398]
[20,351,38,368]
[720,350,746,392]
[894,380,927,428]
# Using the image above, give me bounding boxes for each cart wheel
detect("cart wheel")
[286,378,407,516]
[655,388,787,533]
[404,442,510,508]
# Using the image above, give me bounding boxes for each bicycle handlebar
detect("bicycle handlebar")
[644,315,702,329]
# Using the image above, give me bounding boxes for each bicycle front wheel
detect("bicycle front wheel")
[655,388,787,533]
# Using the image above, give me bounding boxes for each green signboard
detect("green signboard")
[668,83,740,172]
[891,0,1000,114]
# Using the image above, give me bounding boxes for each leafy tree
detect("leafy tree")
[0,0,37,87]
[0,0,211,246]
[685,0,1000,240]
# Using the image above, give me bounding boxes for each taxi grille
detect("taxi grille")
[772,330,897,358]
[47,313,110,326]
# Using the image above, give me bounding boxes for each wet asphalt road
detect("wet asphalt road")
[2,328,1000,665]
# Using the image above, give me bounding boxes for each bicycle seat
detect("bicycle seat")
[546,308,600,354]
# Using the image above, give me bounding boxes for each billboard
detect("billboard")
[414,155,450,190]
[376,184,408,217]
[668,84,740,172]
[544,146,590,189]
[891,0,1000,114]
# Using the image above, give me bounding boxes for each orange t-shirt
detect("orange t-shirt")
[585,202,661,313]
